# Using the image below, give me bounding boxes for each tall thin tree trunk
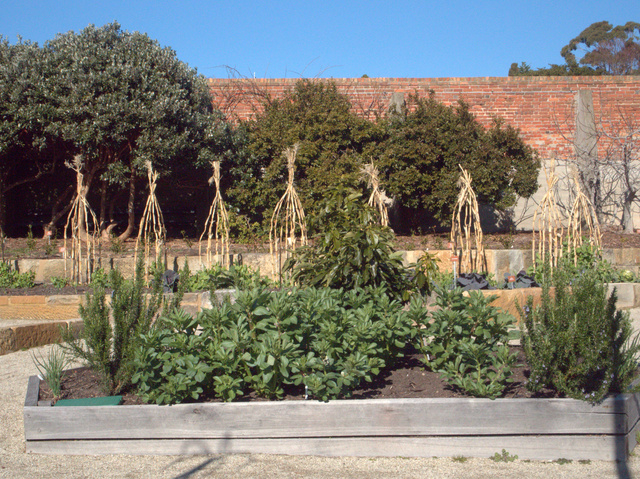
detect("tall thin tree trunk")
[622,192,636,233]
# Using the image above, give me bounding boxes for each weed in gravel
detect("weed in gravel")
[490,449,518,462]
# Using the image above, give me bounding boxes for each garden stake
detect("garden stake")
[360,161,389,226]
[532,162,565,275]
[63,155,99,284]
[269,144,308,279]
[134,161,166,280]
[199,160,230,268]
[450,166,485,274]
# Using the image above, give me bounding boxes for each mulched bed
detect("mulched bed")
[39,346,561,405]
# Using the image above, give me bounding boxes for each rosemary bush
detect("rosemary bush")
[62,260,162,395]
[521,264,640,403]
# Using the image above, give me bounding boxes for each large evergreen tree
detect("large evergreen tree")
[379,93,540,228]
[40,22,219,239]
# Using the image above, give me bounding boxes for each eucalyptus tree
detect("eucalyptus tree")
[42,22,220,239]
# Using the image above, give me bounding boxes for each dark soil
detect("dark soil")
[39,346,560,405]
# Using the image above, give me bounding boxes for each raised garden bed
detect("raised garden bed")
[23,374,640,460]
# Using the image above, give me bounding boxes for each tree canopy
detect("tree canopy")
[0,23,229,238]
[378,93,540,227]
[510,21,640,76]
[228,79,381,227]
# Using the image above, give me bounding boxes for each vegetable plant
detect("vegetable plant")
[412,287,517,399]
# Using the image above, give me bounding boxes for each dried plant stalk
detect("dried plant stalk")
[450,166,485,274]
[270,144,308,279]
[360,161,389,226]
[532,162,565,273]
[63,155,99,284]
[134,161,166,279]
[567,173,602,265]
[199,161,230,268]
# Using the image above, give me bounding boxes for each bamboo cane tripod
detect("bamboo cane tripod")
[567,173,602,265]
[532,162,565,273]
[360,161,389,226]
[199,160,230,268]
[134,161,166,279]
[269,144,308,279]
[63,155,99,284]
[450,166,486,274]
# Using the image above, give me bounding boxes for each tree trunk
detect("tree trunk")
[0,182,6,238]
[622,192,636,233]
[43,185,74,238]
[118,170,136,241]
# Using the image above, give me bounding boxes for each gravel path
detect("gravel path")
[2,346,640,479]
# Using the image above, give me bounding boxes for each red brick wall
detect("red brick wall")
[208,76,640,160]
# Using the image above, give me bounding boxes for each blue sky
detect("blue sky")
[1,1,638,79]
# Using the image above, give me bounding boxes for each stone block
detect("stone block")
[0,328,16,356]
[46,295,82,306]
[12,323,64,350]
[9,295,45,305]
[469,288,544,323]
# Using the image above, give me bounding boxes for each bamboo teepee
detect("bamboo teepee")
[269,144,307,278]
[199,160,230,268]
[532,162,565,272]
[450,166,485,273]
[360,161,389,226]
[134,161,166,278]
[566,173,602,265]
[63,155,99,284]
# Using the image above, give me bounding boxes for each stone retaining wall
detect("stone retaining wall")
[11,248,640,284]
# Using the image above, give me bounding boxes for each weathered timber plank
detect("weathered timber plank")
[24,435,623,461]
[23,397,629,441]
[24,375,39,407]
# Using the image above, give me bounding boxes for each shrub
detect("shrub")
[412,288,517,399]
[133,285,414,404]
[61,260,163,395]
[521,263,640,403]
[284,188,410,300]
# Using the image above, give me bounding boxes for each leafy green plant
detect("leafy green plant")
[26,225,36,251]
[284,188,410,300]
[181,230,194,249]
[62,259,162,395]
[412,288,517,399]
[50,276,70,289]
[451,456,468,463]
[521,262,640,404]
[411,251,440,296]
[109,235,124,254]
[490,449,518,462]
[31,345,71,400]
[0,262,35,288]
[133,285,414,404]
